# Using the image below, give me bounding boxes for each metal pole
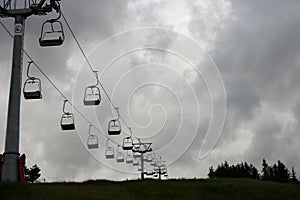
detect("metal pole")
[159,167,161,180]
[1,15,25,182]
[141,153,144,180]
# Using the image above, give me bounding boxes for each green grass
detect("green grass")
[0,178,299,200]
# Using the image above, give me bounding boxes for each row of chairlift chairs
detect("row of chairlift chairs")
[104,136,168,178]
[22,4,118,144]
[23,63,165,176]
[22,61,129,151]
[21,7,161,174]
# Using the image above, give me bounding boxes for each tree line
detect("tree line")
[208,159,298,183]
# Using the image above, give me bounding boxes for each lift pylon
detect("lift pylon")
[0,0,62,182]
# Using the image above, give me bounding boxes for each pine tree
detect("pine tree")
[208,166,215,178]
[276,160,290,182]
[261,159,269,180]
[25,164,41,183]
[291,167,298,183]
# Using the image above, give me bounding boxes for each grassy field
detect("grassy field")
[0,178,299,200]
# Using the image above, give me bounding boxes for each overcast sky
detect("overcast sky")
[0,0,300,182]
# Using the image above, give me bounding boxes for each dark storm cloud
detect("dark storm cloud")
[209,0,300,173]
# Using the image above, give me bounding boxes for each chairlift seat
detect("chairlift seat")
[39,37,63,47]
[84,99,101,106]
[116,153,124,163]
[61,123,75,131]
[23,91,42,100]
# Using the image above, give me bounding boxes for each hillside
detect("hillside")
[1,178,299,200]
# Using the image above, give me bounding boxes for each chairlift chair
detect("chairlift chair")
[108,120,121,135]
[151,159,156,166]
[133,158,139,166]
[87,135,98,149]
[122,136,133,150]
[83,71,101,106]
[23,61,42,100]
[83,86,101,106]
[132,138,142,152]
[60,100,75,131]
[105,147,114,159]
[108,108,121,135]
[105,139,115,159]
[87,125,99,149]
[39,20,64,47]
[146,153,153,162]
[126,151,133,164]
[116,146,124,163]
[61,113,75,130]
[133,152,141,158]
[39,6,64,47]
